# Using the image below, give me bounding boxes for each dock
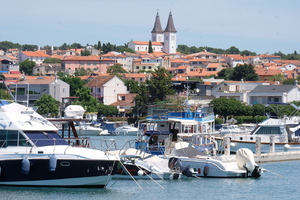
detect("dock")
[255,151,300,163]
[222,136,300,163]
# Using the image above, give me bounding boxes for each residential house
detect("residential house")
[85,75,130,105]
[188,50,221,62]
[122,73,149,83]
[211,80,271,103]
[0,58,19,73]
[248,84,300,105]
[18,51,50,65]
[110,93,137,116]
[170,58,189,68]
[8,76,70,106]
[61,56,114,75]
[222,54,247,67]
[122,52,140,72]
[3,73,24,83]
[33,63,64,76]
[206,63,225,72]
[188,58,209,69]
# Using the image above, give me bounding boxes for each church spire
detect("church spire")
[164,11,177,33]
[151,12,163,33]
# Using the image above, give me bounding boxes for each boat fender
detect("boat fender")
[137,169,144,176]
[49,154,57,171]
[21,158,30,174]
[203,164,209,176]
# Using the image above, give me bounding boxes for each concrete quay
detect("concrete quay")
[222,136,300,163]
[255,151,300,163]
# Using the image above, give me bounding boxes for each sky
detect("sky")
[1,0,300,55]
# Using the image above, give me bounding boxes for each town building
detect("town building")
[128,12,177,54]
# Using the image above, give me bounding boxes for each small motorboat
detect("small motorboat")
[167,142,263,178]
[115,125,139,136]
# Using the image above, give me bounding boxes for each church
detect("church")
[128,12,177,54]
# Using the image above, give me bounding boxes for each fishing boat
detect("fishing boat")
[0,100,118,188]
[167,143,263,178]
[135,105,216,155]
[215,117,300,153]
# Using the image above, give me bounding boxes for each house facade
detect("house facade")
[211,81,271,103]
[18,51,50,65]
[61,56,114,75]
[8,76,70,106]
[85,75,130,105]
[248,85,300,105]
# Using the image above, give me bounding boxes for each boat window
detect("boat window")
[0,130,28,147]
[255,127,281,135]
[24,131,68,147]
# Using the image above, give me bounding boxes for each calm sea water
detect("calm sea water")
[1,135,298,200]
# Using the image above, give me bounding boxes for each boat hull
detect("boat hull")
[177,157,248,178]
[0,158,117,188]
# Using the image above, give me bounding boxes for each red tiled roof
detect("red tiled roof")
[133,41,163,46]
[22,51,50,57]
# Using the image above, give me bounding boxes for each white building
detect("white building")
[128,11,177,54]
[86,75,130,105]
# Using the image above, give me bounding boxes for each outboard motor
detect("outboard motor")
[168,157,193,177]
[236,148,262,178]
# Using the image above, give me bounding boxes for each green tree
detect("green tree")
[252,103,266,117]
[96,103,118,117]
[19,59,36,75]
[209,98,245,119]
[107,64,127,74]
[148,40,153,53]
[97,41,102,50]
[231,64,258,81]
[74,67,91,76]
[268,74,284,82]
[146,67,174,102]
[226,46,240,54]
[60,43,68,50]
[217,68,233,80]
[22,44,37,51]
[132,82,150,117]
[72,86,98,112]
[59,76,86,96]
[81,49,91,56]
[124,79,140,93]
[282,78,297,85]
[43,57,61,63]
[34,94,60,117]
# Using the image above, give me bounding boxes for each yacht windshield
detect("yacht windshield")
[24,131,68,147]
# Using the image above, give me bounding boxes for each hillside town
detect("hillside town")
[0,11,300,115]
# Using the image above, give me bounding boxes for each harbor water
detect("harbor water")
[1,135,299,200]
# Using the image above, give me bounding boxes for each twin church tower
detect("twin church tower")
[151,11,177,54]
[128,12,177,54]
